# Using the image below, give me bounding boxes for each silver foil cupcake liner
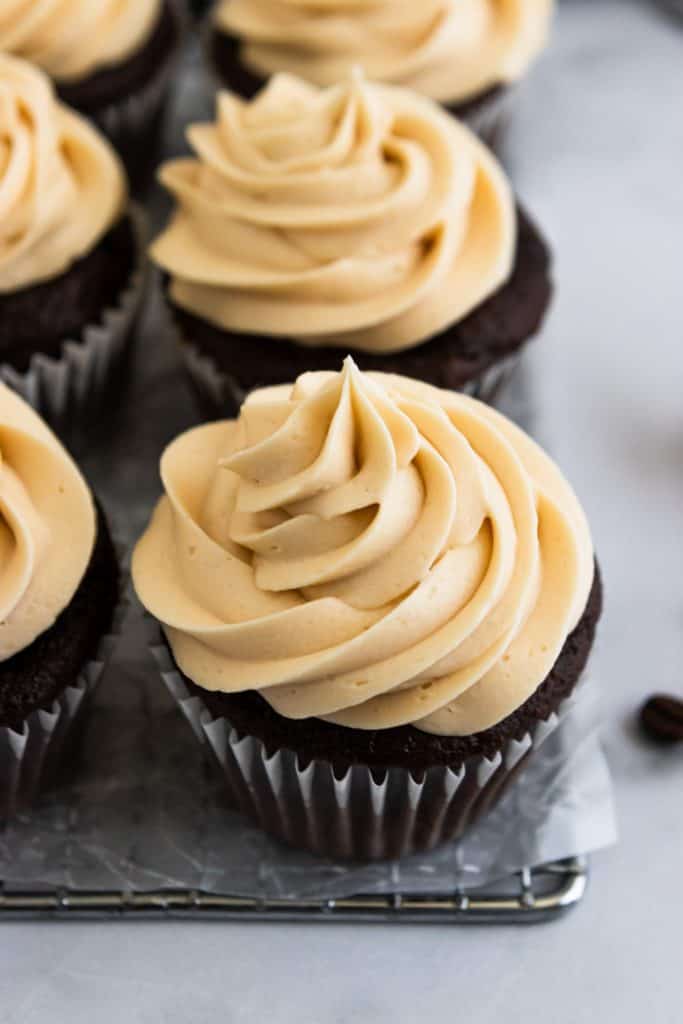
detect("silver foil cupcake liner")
[178,333,521,419]
[151,641,580,862]
[0,580,127,822]
[0,205,148,435]
[88,0,189,192]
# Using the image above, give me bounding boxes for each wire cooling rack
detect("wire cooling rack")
[0,856,587,924]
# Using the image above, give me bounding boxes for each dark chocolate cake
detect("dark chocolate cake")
[0,504,120,733]
[174,565,602,775]
[0,216,136,372]
[169,205,552,410]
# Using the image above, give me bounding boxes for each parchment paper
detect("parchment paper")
[0,609,616,898]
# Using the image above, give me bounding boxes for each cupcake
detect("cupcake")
[206,0,554,144]
[191,0,214,19]
[0,384,121,819]
[134,360,601,861]
[152,72,552,418]
[0,0,184,191]
[0,56,146,432]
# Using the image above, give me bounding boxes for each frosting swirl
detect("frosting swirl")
[0,383,95,661]
[152,72,515,355]
[133,361,594,736]
[0,55,126,294]
[0,0,162,82]
[215,0,553,105]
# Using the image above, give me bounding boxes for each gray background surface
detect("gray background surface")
[2,1,683,1020]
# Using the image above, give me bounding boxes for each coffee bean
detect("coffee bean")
[639,694,683,743]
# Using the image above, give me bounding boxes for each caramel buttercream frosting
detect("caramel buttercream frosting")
[0,55,126,294]
[152,71,515,355]
[215,0,553,105]
[0,383,95,661]
[133,361,594,736]
[0,0,162,83]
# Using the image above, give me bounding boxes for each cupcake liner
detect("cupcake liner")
[0,573,128,822]
[150,641,581,862]
[89,0,189,193]
[0,205,148,435]
[190,0,213,21]
[452,84,518,152]
[178,334,521,419]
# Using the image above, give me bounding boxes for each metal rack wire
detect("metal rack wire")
[0,856,587,924]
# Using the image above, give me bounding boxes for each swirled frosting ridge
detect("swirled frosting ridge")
[133,360,594,736]
[0,55,126,293]
[215,0,553,105]
[152,71,515,355]
[0,383,96,661]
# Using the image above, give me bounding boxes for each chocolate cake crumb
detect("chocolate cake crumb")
[0,504,120,732]
[0,217,135,372]
[169,205,552,409]
[172,564,602,775]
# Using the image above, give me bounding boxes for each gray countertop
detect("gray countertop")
[2,2,682,1021]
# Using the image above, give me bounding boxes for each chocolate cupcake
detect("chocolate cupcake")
[0,385,121,819]
[0,57,146,432]
[191,0,213,19]
[205,0,554,146]
[0,0,184,191]
[152,72,552,418]
[134,360,601,861]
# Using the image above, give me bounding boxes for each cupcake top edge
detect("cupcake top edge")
[0,0,163,83]
[0,382,96,662]
[214,0,554,106]
[132,360,595,738]
[151,70,517,356]
[0,54,127,294]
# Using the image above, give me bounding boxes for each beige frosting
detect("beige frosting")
[152,72,515,355]
[0,55,126,294]
[0,383,96,662]
[133,361,594,737]
[215,0,553,105]
[0,0,162,82]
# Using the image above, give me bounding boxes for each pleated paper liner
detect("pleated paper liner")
[0,205,148,437]
[177,336,522,421]
[87,0,189,194]
[0,570,128,822]
[151,641,585,862]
